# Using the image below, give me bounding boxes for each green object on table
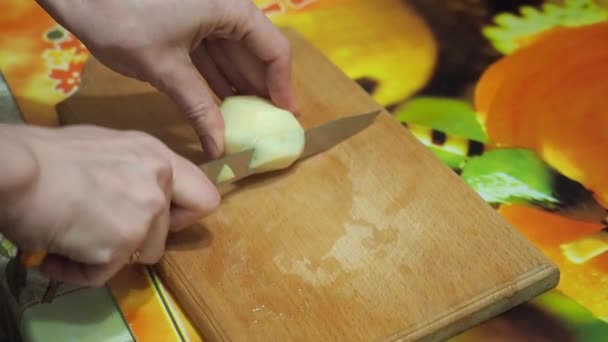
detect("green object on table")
[0,237,16,259]
[461,148,560,207]
[20,287,134,342]
[394,96,488,142]
[532,291,608,342]
[482,0,608,55]
[394,96,488,170]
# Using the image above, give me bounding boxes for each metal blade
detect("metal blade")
[301,109,381,159]
[199,109,381,186]
[199,149,255,185]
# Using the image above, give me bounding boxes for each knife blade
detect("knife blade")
[301,110,380,159]
[199,149,255,185]
[206,109,382,187]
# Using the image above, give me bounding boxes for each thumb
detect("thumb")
[147,55,225,160]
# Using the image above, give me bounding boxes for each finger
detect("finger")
[39,254,124,287]
[219,39,267,97]
[206,39,258,96]
[239,3,298,113]
[191,43,235,99]
[170,207,202,232]
[169,151,220,231]
[144,53,225,159]
[136,200,170,264]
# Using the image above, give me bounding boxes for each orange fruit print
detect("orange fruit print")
[475,22,608,208]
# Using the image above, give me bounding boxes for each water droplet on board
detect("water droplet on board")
[251,304,266,313]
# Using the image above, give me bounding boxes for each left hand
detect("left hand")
[35,0,298,159]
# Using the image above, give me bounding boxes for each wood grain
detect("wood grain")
[57,28,559,341]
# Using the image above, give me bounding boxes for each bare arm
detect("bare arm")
[0,122,218,286]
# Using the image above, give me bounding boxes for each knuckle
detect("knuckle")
[94,247,114,265]
[151,188,169,212]
[149,155,173,186]
[147,65,175,91]
[230,0,255,25]
[191,187,221,217]
[119,214,154,252]
[137,189,167,217]
[182,101,216,122]
[120,222,147,253]
[242,0,259,21]
[124,130,173,184]
[149,250,164,264]
[140,56,188,95]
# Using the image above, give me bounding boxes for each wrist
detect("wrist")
[0,124,41,229]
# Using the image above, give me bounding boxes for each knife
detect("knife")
[200,110,381,188]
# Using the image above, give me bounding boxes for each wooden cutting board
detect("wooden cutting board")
[57,28,559,341]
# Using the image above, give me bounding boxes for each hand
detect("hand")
[36,0,298,159]
[1,125,219,286]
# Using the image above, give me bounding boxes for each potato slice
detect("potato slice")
[216,164,235,183]
[220,96,305,173]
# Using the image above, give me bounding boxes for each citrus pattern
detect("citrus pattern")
[475,22,608,208]
[474,14,608,322]
[483,0,608,54]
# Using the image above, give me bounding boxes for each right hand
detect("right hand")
[2,125,219,286]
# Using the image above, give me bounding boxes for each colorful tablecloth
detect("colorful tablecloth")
[2,0,608,340]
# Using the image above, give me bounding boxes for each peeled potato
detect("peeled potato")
[220,96,305,173]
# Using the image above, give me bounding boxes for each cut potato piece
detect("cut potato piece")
[220,96,305,173]
[216,164,235,183]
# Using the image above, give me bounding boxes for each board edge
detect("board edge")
[385,263,560,342]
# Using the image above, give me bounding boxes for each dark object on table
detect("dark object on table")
[407,0,544,97]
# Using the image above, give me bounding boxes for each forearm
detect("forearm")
[0,124,40,229]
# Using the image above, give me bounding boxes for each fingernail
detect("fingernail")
[201,135,219,160]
